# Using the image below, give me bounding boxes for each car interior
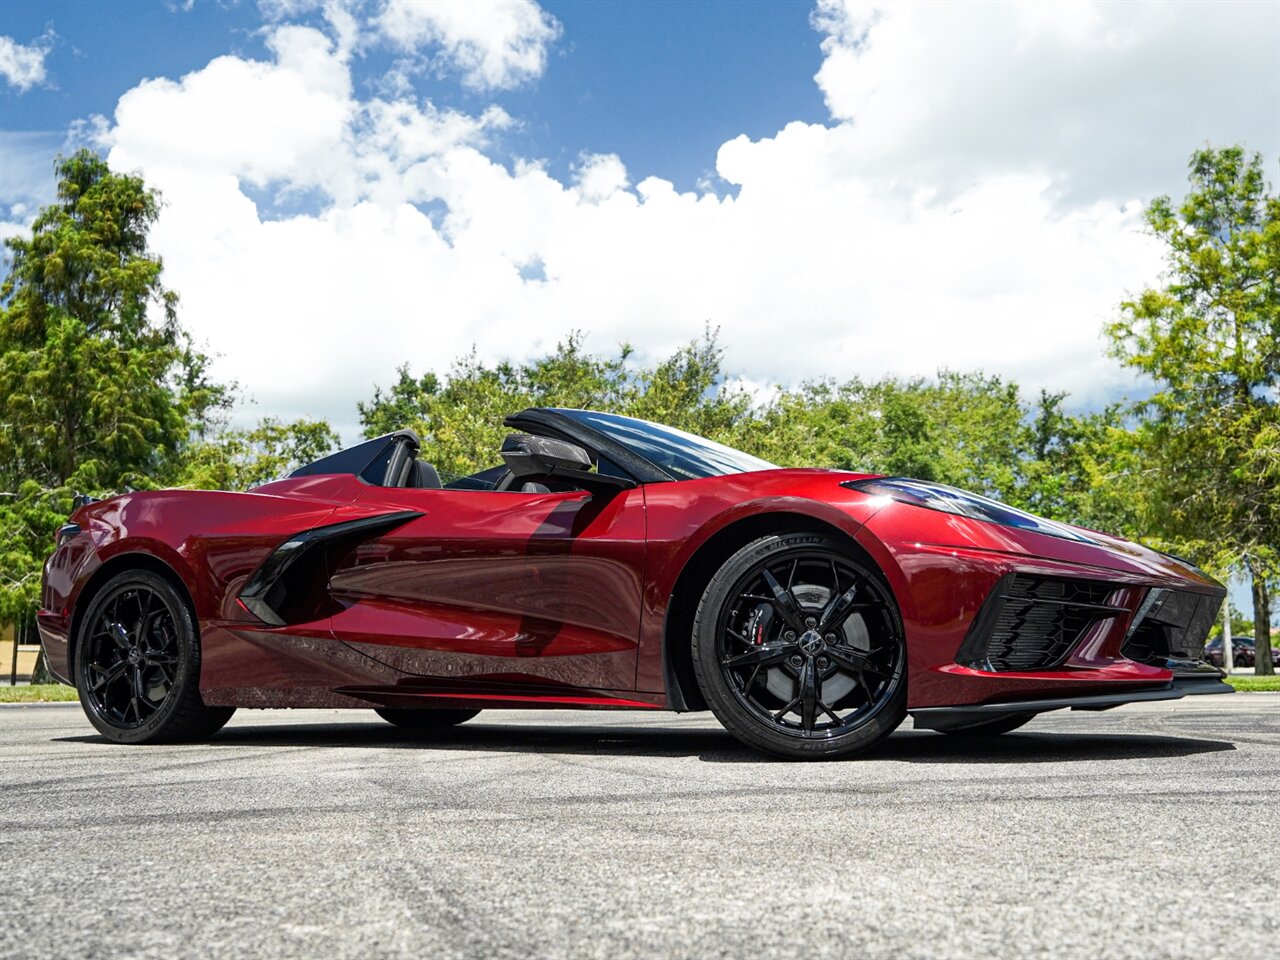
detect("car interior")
[287,414,639,496]
[378,429,610,495]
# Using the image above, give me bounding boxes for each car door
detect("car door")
[327,483,646,693]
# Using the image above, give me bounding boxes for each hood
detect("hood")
[846,476,1222,594]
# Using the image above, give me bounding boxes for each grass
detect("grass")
[1225,674,1280,692]
[0,684,78,703]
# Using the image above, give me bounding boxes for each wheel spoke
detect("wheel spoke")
[722,642,796,669]
[799,657,820,732]
[857,671,875,703]
[825,644,893,679]
[89,661,127,692]
[773,696,801,722]
[817,582,860,633]
[760,568,806,632]
[107,619,131,650]
[135,590,153,644]
[130,667,144,719]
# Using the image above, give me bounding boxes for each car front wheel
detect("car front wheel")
[692,533,907,760]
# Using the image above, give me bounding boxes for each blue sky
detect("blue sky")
[2,0,827,204]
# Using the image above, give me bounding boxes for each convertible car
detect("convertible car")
[37,408,1230,759]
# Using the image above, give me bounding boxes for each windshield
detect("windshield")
[555,409,777,480]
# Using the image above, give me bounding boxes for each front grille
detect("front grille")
[959,574,1125,672]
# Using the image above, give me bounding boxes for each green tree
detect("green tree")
[1018,392,1145,536]
[0,150,227,492]
[359,330,750,479]
[0,462,107,626]
[738,370,1035,504]
[176,417,340,491]
[1106,146,1279,673]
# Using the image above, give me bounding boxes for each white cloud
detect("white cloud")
[573,154,629,203]
[84,1,1277,439]
[375,0,561,91]
[810,0,1278,204]
[0,30,54,92]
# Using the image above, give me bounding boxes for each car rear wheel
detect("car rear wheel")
[374,708,481,730]
[74,570,235,744]
[936,713,1035,737]
[692,533,907,760]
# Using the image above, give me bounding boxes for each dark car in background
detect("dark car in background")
[1203,635,1280,668]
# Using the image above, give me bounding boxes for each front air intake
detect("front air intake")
[956,574,1128,672]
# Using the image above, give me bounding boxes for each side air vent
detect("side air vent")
[956,574,1128,672]
[239,511,421,626]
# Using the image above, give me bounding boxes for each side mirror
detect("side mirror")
[500,434,636,495]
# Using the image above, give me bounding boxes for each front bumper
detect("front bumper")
[911,668,1231,731]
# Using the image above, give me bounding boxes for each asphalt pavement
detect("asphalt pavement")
[1,695,1277,960]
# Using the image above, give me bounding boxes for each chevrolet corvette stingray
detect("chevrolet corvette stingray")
[38,408,1231,758]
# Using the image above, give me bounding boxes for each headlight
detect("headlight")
[842,477,1095,544]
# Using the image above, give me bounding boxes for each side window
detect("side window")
[358,447,395,485]
[595,455,628,480]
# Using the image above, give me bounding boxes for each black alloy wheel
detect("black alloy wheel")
[692,533,907,759]
[75,570,234,744]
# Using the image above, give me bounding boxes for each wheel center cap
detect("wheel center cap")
[798,630,825,656]
[127,647,142,665]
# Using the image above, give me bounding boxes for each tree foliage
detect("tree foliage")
[175,417,340,491]
[0,150,227,491]
[1106,146,1279,672]
[358,331,750,479]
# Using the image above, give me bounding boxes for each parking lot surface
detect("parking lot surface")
[1,695,1277,959]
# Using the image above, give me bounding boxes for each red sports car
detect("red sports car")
[37,408,1231,759]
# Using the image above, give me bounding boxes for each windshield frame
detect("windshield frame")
[547,408,778,482]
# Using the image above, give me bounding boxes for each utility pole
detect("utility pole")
[1221,596,1234,674]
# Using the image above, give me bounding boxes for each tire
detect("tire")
[375,708,481,730]
[936,713,1035,737]
[74,569,235,744]
[691,533,907,760]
